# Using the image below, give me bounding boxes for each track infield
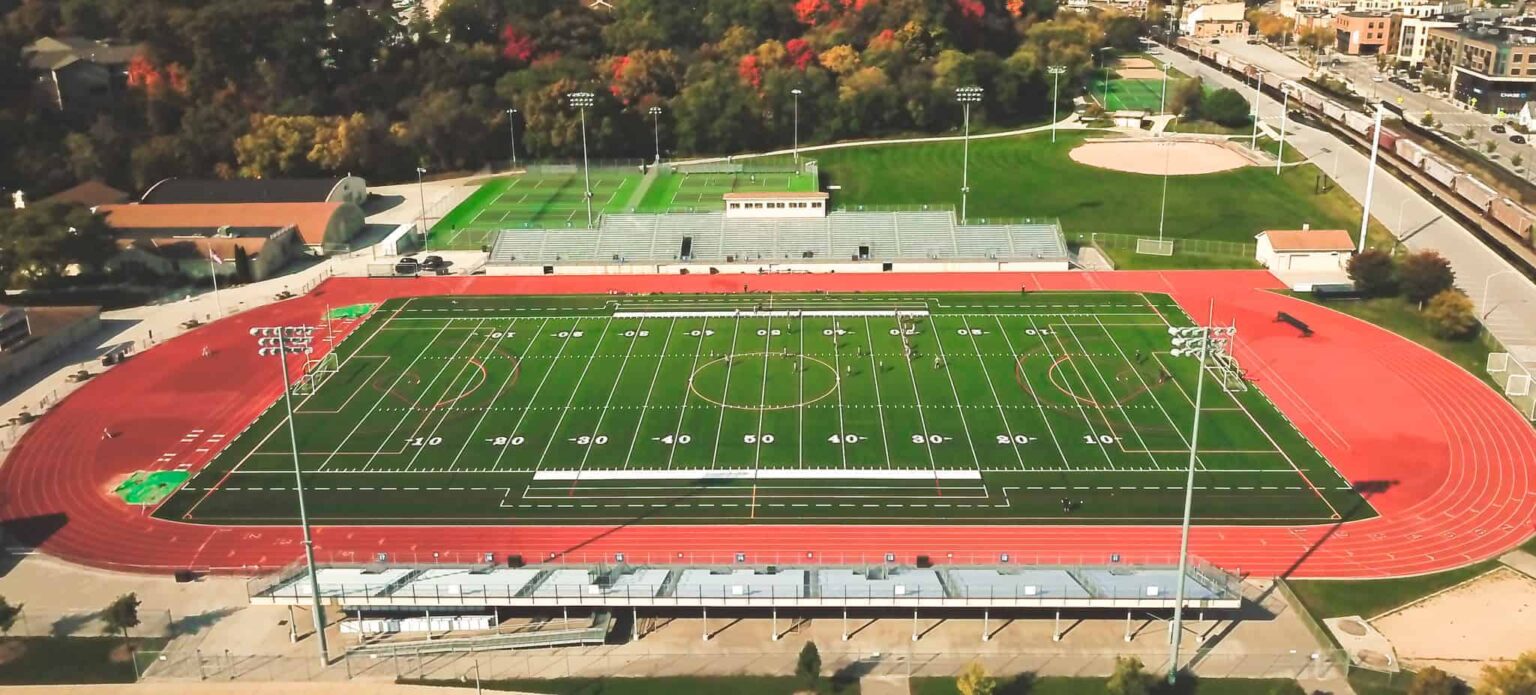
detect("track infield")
[156,291,1367,526]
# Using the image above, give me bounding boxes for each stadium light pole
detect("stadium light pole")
[1159,62,1171,116]
[506,108,519,170]
[1164,317,1231,686]
[955,86,984,225]
[250,325,328,668]
[1099,48,1113,110]
[1357,103,1384,255]
[416,166,428,251]
[1049,66,1067,142]
[648,106,663,164]
[791,88,804,163]
[568,91,596,228]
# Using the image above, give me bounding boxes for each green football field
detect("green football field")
[428,170,643,250]
[156,292,1369,526]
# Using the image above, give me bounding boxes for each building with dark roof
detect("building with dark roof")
[21,36,138,118]
[140,176,368,207]
[107,226,304,282]
[40,180,131,210]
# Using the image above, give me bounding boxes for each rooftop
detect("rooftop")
[1259,229,1355,252]
[721,191,829,200]
[98,202,347,246]
[140,177,356,205]
[40,180,130,208]
[22,36,138,71]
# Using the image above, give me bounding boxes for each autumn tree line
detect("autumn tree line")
[0,0,1148,200]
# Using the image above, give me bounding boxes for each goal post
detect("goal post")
[1135,238,1176,256]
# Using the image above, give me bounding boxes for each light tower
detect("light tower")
[567,91,596,228]
[648,106,663,164]
[506,108,519,170]
[790,88,804,163]
[955,86,984,224]
[1048,66,1067,143]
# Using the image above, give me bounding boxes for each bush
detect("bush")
[956,661,997,695]
[1170,77,1204,118]
[1398,250,1456,305]
[1425,289,1478,340]
[1346,248,1397,297]
[1407,666,1465,695]
[795,641,821,685]
[1202,88,1251,127]
[1107,656,1156,695]
[1481,652,1536,694]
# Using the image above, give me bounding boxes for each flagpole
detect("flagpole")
[208,251,225,318]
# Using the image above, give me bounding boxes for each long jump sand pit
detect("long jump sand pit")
[1372,567,1536,682]
[1070,139,1255,176]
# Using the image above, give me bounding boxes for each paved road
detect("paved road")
[1151,43,1536,356]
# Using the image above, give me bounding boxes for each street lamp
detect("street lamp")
[1250,70,1263,151]
[416,166,428,251]
[1099,48,1114,110]
[1164,319,1236,685]
[955,86,984,225]
[1049,66,1067,142]
[506,108,519,170]
[250,325,328,668]
[567,91,596,228]
[648,106,663,164]
[1358,103,1385,255]
[1276,85,1293,175]
[791,88,804,163]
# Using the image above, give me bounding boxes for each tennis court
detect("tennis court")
[430,170,643,249]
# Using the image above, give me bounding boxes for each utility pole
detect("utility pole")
[1049,66,1067,142]
[955,86,984,224]
[1276,86,1292,175]
[1358,103,1384,255]
[791,88,804,163]
[506,108,519,170]
[416,166,428,250]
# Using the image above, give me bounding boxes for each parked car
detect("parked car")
[420,255,446,270]
[1512,134,1528,144]
[394,257,420,275]
[1493,124,1508,133]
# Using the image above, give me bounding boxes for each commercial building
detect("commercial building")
[1181,3,1250,37]
[1397,15,1461,66]
[1334,12,1393,55]
[1424,22,1536,113]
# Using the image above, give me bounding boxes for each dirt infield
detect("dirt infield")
[1116,57,1166,80]
[1372,568,1536,682]
[1069,139,1254,175]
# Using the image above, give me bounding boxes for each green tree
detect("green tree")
[1486,140,1498,155]
[1346,248,1397,297]
[1169,77,1204,118]
[0,596,22,636]
[796,641,821,685]
[0,202,116,290]
[102,593,141,645]
[232,245,253,284]
[1398,249,1456,305]
[957,661,997,695]
[1425,289,1478,340]
[1514,152,1525,169]
[1407,666,1464,695]
[1106,656,1155,695]
[1201,88,1250,126]
[1421,111,1436,127]
[1480,651,1536,694]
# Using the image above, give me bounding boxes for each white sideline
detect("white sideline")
[612,310,930,319]
[533,469,981,481]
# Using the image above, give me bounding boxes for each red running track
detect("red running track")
[1,271,1533,579]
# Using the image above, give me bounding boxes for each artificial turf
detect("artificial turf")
[635,169,819,213]
[428,170,643,249]
[155,292,1368,527]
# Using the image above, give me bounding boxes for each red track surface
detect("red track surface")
[2,271,1533,579]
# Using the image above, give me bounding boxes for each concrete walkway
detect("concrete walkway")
[1499,549,1536,580]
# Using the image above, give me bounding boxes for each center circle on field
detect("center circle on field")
[688,352,839,411]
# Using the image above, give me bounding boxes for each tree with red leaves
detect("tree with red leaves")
[956,0,986,19]
[738,54,763,88]
[786,39,816,70]
[501,25,537,63]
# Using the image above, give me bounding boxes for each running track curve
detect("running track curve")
[1,271,1532,579]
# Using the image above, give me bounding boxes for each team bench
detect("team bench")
[1274,311,1313,337]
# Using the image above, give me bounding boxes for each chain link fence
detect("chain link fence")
[1086,232,1257,260]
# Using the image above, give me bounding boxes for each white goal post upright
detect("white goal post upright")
[1487,351,1536,421]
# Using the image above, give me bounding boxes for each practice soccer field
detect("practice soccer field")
[635,168,820,213]
[428,170,643,249]
[156,292,1371,526]
[1089,74,1172,112]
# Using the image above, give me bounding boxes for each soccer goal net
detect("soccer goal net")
[1487,351,1536,421]
[1135,238,1176,256]
[292,353,340,396]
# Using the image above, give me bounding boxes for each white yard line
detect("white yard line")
[1026,315,1116,469]
[314,321,456,472]
[446,318,549,471]
[402,321,521,470]
[664,318,711,470]
[574,318,649,473]
[529,317,616,472]
[859,318,890,469]
[489,317,592,471]
[620,318,679,470]
[797,312,806,469]
[926,318,983,471]
[992,315,1072,470]
[894,314,940,472]
[1092,315,1201,468]
[959,316,1026,469]
[752,314,773,469]
[708,318,745,470]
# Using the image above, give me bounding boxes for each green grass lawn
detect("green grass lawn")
[401,675,858,694]
[814,132,1384,249]
[155,291,1366,527]
[0,636,165,685]
[1286,559,1499,620]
